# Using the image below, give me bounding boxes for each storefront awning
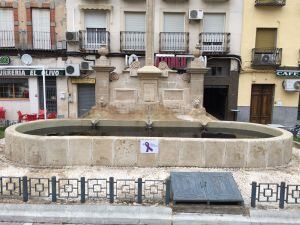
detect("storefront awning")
[79,4,113,11]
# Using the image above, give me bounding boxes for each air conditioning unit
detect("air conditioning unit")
[66,32,79,42]
[65,64,80,76]
[283,79,300,92]
[189,10,203,20]
[80,61,93,71]
[260,53,274,64]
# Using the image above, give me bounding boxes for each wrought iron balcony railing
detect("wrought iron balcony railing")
[0,30,15,48]
[251,48,282,67]
[80,30,110,51]
[159,32,189,53]
[0,30,66,51]
[199,32,230,54]
[120,31,145,52]
[255,0,286,6]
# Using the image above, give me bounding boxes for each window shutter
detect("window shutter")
[85,10,107,29]
[125,12,146,32]
[164,13,184,32]
[32,9,50,33]
[0,9,14,31]
[203,13,225,33]
[255,28,277,49]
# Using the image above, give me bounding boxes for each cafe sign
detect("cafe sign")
[0,56,10,65]
[276,70,300,77]
[0,68,65,76]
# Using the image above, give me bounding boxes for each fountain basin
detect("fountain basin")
[5,119,293,168]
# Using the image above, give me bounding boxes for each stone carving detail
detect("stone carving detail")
[192,97,202,109]
[98,46,110,66]
[181,73,191,83]
[191,44,207,68]
[129,61,141,76]
[158,61,170,77]
[109,72,119,81]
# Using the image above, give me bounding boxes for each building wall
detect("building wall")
[238,0,300,126]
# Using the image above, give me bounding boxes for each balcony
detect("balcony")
[120,31,145,53]
[255,0,286,6]
[80,30,110,52]
[159,32,189,53]
[199,32,230,54]
[251,48,282,67]
[0,30,66,51]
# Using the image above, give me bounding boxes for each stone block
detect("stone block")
[137,153,158,167]
[92,138,114,166]
[67,138,92,166]
[44,138,68,167]
[204,141,225,167]
[178,141,204,167]
[224,141,247,168]
[247,141,267,168]
[10,136,25,164]
[266,140,283,167]
[158,140,180,166]
[24,138,46,166]
[282,137,293,165]
[113,139,138,166]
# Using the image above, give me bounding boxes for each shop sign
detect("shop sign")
[71,78,96,84]
[276,70,300,77]
[140,140,159,154]
[0,68,65,76]
[0,56,10,65]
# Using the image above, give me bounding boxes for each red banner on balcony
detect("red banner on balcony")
[155,56,187,70]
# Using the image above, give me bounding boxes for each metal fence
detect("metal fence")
[199,32,230,54]
[251,48,282,66]
[251,182,300,209]
[79,30,110,51]
[0,176,171,205]
[159,32,189,53]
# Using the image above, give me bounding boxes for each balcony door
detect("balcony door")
[250,84,274,124]
[163,13,186,52]
[32,9,51,49]
[84,10,107,49]
[0,9,15,47]
[124,12,145,51]
[202,13,225,52]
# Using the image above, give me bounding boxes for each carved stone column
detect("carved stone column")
[92,47,115,106]
[145,0,154,66]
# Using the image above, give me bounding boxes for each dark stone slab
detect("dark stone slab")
[170,172,244,204]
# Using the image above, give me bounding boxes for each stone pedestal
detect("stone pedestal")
[93,65,115,106]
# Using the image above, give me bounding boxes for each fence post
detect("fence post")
[51,176,57,203]
[137,178,143,204]
[81,177,86,203]
[22,176,28,202]
[109,177,114,203]
[165,179,171,206]
[251,181,257,208]
[279,182,286,209]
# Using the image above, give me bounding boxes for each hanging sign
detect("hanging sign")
[140,140,159,154]
[0,56,10,65]
[276,70,300,77]
[0,68,65,76]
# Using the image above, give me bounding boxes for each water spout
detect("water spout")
[146,105,153,130]
[91,119,100,129]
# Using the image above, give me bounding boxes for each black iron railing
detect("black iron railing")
[80,30,110,51]
[0,30,15,48]
[251,182,300,209]
[255,0,286,6]
[251,48,282,66]
[120,31,145,52]
[199,32,230,54]
[159,32,189,53]
[0,176,171,205]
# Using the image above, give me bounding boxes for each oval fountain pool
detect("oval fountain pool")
[5,119,293,168]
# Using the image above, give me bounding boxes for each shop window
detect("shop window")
[0,79,29,99]
[207,59,230,76]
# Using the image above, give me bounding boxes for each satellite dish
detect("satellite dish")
[128,54,138,66]
[21,54,32,65]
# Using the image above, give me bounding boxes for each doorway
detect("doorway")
[38,77,57,113]
[77,84,95,117]
[203,86,228,120]
[250,84,274,124]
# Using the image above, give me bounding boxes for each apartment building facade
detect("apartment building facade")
[238,0,300,126]
[65,0,243,119]
[0,0,243,121]
[0,0,67,121]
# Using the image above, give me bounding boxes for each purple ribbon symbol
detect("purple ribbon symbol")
[145,142,153,152]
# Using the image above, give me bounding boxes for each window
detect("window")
[164,13,185,32]
[0,79,29,99]
[32,9,51,49]
[0,8,14,47]
[125,12,145,32]
[207,59,230,76]
[255,28,277,49]
[203,13,225,33]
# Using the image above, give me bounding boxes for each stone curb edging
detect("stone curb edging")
[0,204,300,225]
